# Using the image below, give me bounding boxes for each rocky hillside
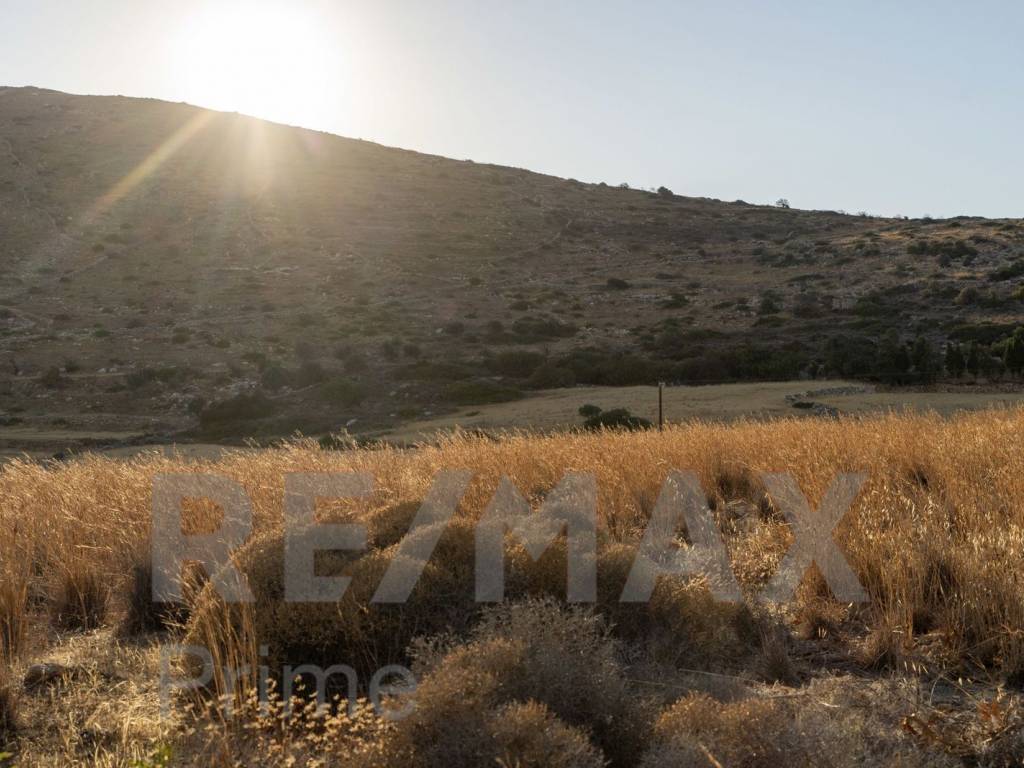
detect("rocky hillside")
[2,86,1023,443]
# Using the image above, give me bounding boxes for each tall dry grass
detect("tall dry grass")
[4,408,1024,763]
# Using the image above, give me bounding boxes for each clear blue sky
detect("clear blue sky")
[2,0,1022,218]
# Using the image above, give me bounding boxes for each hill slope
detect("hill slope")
[2,86,1023,443]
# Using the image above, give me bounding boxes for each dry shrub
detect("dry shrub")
[386,599,653,768]
[592,543,760,668]
[639,679,958,768]
[185,517,484,694]
[50,559,107,631]
[981,727,1024,768]
[793,567,848,640]
[757,621,797,685]
[365,501,423,550]
[0,667,17,743]
[186,516,760,708]
[176,695,398,768]
[706,459,771,516]
[118,551,200,637]
[0,568,27,663]
[857,623,910,671]
[489,701,606,768]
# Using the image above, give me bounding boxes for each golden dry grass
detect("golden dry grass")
[4,408,1024,764]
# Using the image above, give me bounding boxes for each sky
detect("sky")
[1,0,1022,218]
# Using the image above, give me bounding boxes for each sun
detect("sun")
[173,1,337,127]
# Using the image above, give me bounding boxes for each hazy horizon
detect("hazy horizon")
[2,0,1023,218]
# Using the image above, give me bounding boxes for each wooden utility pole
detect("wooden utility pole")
[658,381,664,431]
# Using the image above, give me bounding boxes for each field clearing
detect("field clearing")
[4,409,1024,764]
[385,379,1024,440]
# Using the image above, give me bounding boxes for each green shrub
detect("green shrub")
[318,379,365,407]
[606,277,630,290]
[442,380,522,405]
[989,260,1024,282]
[561,349,657,386]
[582,407,651,431]
[198,391,277,429]
[526,362,576,389]
[126,366,184,389]
[398,360,475,382]
[511,316,577,342]
[660,292,689,309]
[486,350,546,378]
[907,238,978,259]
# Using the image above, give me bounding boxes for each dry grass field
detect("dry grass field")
[4,409,1024,765]
[384,379,1024,440]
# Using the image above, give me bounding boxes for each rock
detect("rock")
[24,662,73,689]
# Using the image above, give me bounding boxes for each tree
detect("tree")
[775,198,791,209]
[875,331,911,384]
[965,343,981,378]
[1003,328,1024,376]
[911,336,938,383]
[944,343,966,378]
[824,335,875,378]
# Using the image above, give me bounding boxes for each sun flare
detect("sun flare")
[173,1,337,126]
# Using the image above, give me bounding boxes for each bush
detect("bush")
[908,238,978,260]
[510,316,577,342]
[0,669,17,742]
[318,379,366,407]
[578,404,602,418]
[295,360,328,387]
[398,360,475,382]
[198,391,278,429]
[185,521,755,723]
[639,681,955,768]
[260,364,291,391]
[561,349,657,386]
[39,366,65,388]
[442,380,523,405]
[955,286,980,306]
[581,407,651,431]
[606,277,630,290]
[0,567,27,663]
[758,294,780,314]
[126,366,183,389]
[824,336,876,378]
[526,362,576,389]
[485,701,606,768]
[118,549,196,636]
[989,260,1024,282]
[390,600,652,768]
[50,562,107,631]
[486,350,546,378]
[660,292,689,309]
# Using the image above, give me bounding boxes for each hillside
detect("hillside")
[3,86,1024,446]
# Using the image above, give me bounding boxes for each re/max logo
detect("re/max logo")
[151,470,868,606]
